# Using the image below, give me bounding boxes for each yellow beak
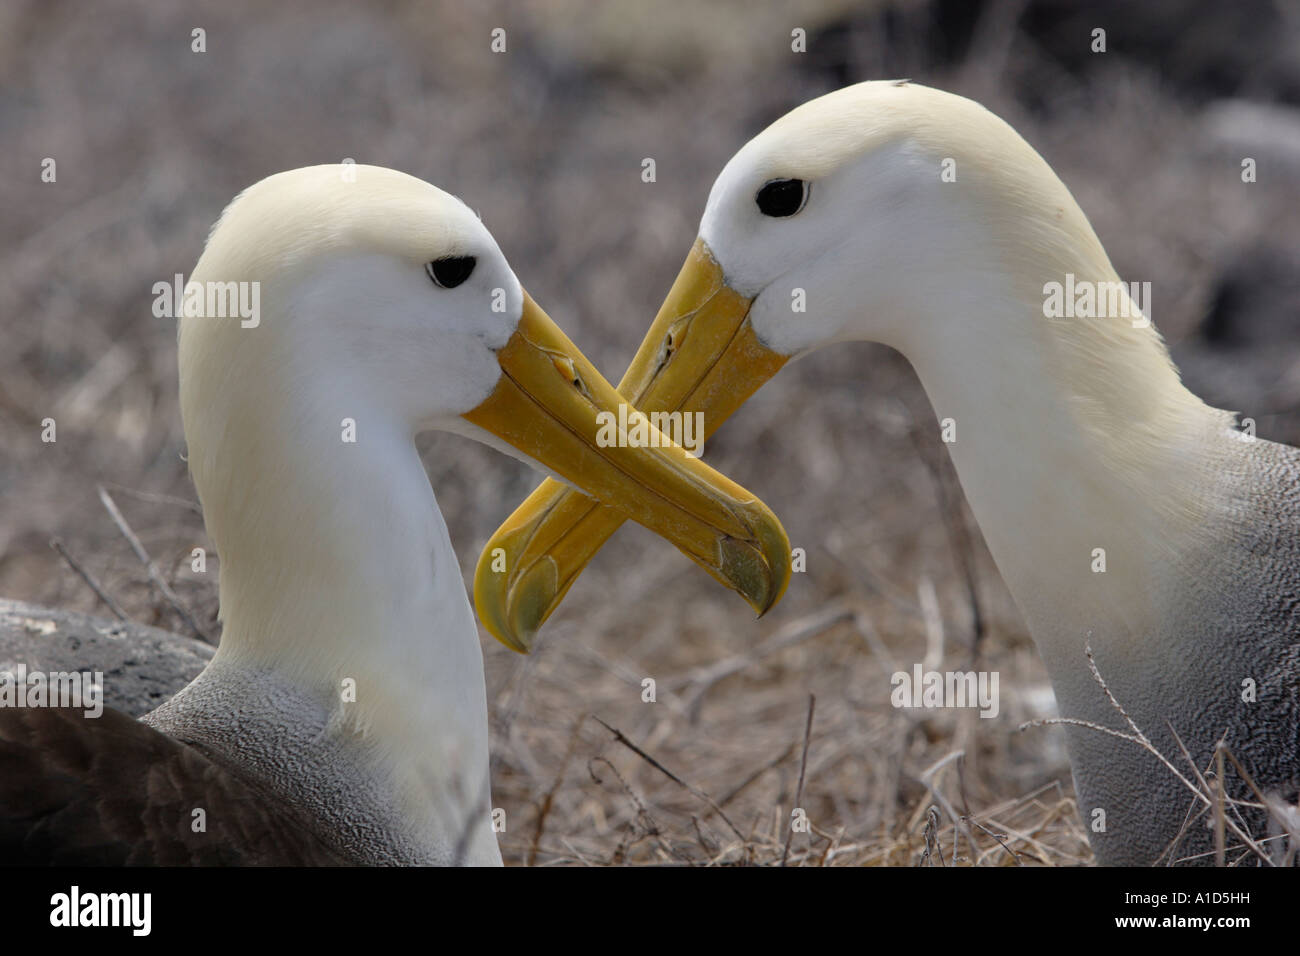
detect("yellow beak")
[465,285,790,652]
[473,243,790,652]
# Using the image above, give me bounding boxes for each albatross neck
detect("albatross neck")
[207,406,480,704]
[888,261,1234,690]
[181,377,497,861]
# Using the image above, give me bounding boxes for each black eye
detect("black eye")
[755,178,808,217]
[425,256,476,288]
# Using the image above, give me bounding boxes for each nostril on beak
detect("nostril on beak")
[550,354,592,401]
[666,317,690,354]
[550,353,575,380]
[655,317,692,377]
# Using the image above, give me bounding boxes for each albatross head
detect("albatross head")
[669,80,1128,359]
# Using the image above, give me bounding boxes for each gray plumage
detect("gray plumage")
[1064,433,1300,865]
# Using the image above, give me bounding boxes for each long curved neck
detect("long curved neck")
[174,370,498,863]
[892,255,1234,695]
[897,284,1300,863]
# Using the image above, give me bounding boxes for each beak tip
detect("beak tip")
[514,624,538,655]
[726,505,792,619]
[749,572,789,619]
[479,611,533,654]
[720,545,791,620]
[475,552,559,655]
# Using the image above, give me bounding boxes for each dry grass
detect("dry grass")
[3,0,1298,865]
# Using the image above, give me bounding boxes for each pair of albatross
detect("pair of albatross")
[4,81,1296,866]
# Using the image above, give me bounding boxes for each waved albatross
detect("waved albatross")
[477,83,1300,866]
[0,165,790,865]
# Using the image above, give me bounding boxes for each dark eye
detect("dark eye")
[425,256,476,288]
[755,178,807,217]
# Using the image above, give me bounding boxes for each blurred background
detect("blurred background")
[2,0,1298,864]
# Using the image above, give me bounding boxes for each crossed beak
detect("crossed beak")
[463,282,789,652]
[473,242,790,652]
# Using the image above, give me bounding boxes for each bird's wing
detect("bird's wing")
[0,706,350,865]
